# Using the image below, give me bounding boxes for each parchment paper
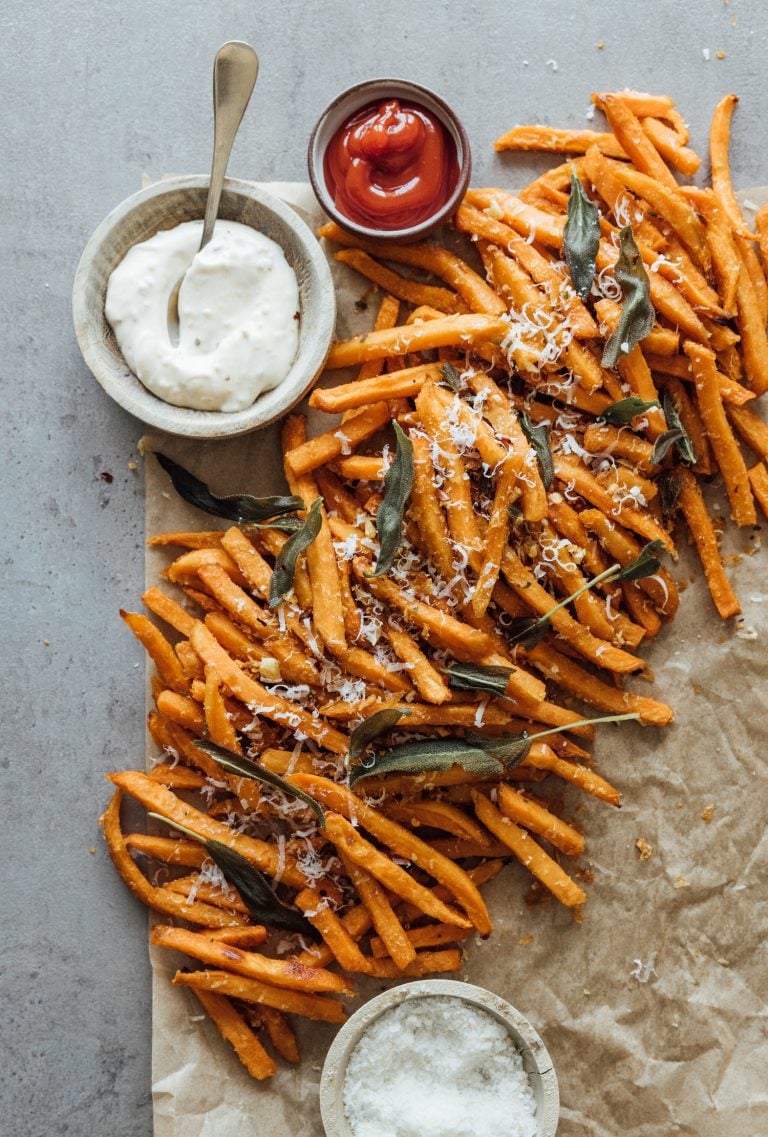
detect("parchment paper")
[142,184,768,1137]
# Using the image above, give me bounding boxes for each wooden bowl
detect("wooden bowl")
[72,176,336,438]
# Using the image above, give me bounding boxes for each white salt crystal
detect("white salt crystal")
[343,996,537,1137]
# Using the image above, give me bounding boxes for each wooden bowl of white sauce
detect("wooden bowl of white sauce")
[72,175,335,438]
[320,980,559,1137]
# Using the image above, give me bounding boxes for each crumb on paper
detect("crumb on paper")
[718,958,731,968]
[89,847,96,855]
[673,875,688,889]
[43,639,50,646]
[691,683,702,694]
[630,952,657,983]
[675,801,685,810]
[701,804,715,823]
[635,837,653,861]
[596,40,605,49]
[583,988,591,996]
[735,619,759,640]
[128,460,138,472]
[716,49,726,59]
[518,935,535,946]
[137,437,147,456]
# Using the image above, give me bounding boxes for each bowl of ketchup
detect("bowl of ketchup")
[308,78,471,242]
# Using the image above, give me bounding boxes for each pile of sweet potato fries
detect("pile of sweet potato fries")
[103,89,768,1080]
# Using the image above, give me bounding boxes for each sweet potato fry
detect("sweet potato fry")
[335,248,463,313]
[676,468,741,619]
[595,93,678,188]
[710,94,756,240]
[497,784,585,856]
[190,989,277,1080]
[120,610,189,694]
[173,970,347,1024]
[472,792,587,907]
[291,777,492,935]
[340,851,417,970]
[748,462,768,519]
[685,342,756,526]
[494,124,627,158]
[324,813,472,929]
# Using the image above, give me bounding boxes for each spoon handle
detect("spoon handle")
[200,41,259,249]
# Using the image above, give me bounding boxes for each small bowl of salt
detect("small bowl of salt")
[319,979,559,1137]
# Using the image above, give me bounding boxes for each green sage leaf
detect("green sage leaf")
[194,741,326,829]
[614,539,665,582]
[602,397,659,426]
[659,471,683,516]
[650,392,696,465]
[505,616,552,650]
[371,422,414,577]
[601,227,655,368]
[464,730,533,766]
[518,413,554,490]
[349,737,505,786]
[268,498,323,608]
[146,813,319,938]
[203,840,319,938]
[156,453,303,524]
[444,661,515,698]
[347,708,411,763]
[440,362,462,392]
[564,169,600,299]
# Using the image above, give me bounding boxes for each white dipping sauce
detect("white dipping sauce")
[343,996,538,1137]
[105,220,300,412]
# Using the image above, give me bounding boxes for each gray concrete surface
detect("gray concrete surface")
[2,1,767,1133]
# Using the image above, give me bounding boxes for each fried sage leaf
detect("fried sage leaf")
[156,453,303,524]
[440,362,462,392]
[659,470,683,516]
[650,392,697,465]
[371,422,414,577]
[602,397,659,426]
[195,741,326,829]
[347,708,411,763]
[203,841,319,937]
[268,498,323,608]
[444,661,515,699]
[348,737,506,786]
[505,615,552,651]
[147,812,318,938]
[614,539,665,581]
[518,412,554,490]
[564,169,601,299]
[601,227,655,369]
[506,561,630,649]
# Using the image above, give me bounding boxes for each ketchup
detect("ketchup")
[323,99,460,230]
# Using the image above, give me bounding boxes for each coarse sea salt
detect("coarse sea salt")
[342,996,537,1137]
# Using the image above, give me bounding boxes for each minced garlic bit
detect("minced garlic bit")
[258,657,282,683]
[635,837,653,861]
[700,804,715,823]
[343,996,537,1137]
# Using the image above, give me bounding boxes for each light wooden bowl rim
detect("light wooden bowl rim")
[72,175,336,438]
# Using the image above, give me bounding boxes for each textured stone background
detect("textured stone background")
[2,1,766,1133]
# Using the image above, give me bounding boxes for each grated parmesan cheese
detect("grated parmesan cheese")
[343,997,537,1137]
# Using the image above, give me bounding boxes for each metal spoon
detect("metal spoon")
[167,40,259,340]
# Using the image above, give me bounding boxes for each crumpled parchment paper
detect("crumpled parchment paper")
[142,184,768,1137]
